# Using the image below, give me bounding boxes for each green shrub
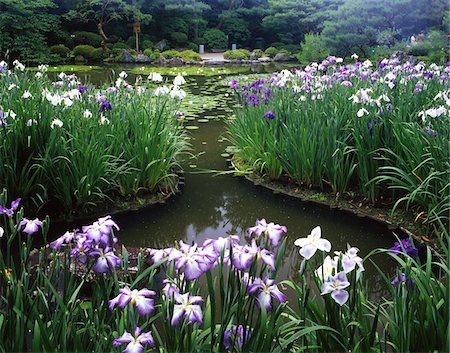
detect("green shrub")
[73,45,96,59]
[251,49,263,58]
[50,44,71,59]
[296,33,330,64]
[91,48,106,61]
[73,31,102,47]
[170,32,189,47]
[161,50,182,59]
[142,39,154,50]
[126,36,137,48]
[111,48,125,61]
[407,30,447,60]
[408,42,432,56]
[269,41,285,49]
[224,49,251,60]
[113,42,130,50]
[264,46,278,58]
[187,42,198,52]
[180,50,201,62]
[203,29,228,49]
[73,45,106,62]
[282,44,300,54]
[143,49,161,61]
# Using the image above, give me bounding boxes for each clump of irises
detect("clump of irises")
[1,191,448,352]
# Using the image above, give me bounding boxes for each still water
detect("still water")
[51,64,397,296]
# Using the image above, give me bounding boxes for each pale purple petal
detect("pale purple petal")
[113,331,133,346]
[171,305,185,326]
[299,244,317,259]
[123,341,144,353]
[135,297,155,316]
[331,289,349,306]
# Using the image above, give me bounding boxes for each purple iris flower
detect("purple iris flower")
[171,292,203,326]
[202,235,239,265]
[90,247,121,273]
[423,71,434,80]
[248,240,276,271]
[414,82,423,93]
[232,244,255,271]
[224,325,251,350]
[147,247,173,263]
[82,215,119,246]
[247,218,287,248]
[263,110,276,120]
[229,79,240,90]
[247,277,286,311]
[388,238,418,259]
[391,272,415,286]
[99,98,112,113]
[113,327,154,353]
[321,271,350,306]
[50,230,77,249]
[168,241,217,280]
[423,126,437,137]
[78,85,89,94]
[109,286,156,316]
[0,198,21,217]
[70,235,94,264]
[162,278,181,298]
[18,218,43,235]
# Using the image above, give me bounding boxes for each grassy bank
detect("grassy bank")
[227,57,449,237]
[0,61,189,217]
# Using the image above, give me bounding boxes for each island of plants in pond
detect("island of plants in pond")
[227,57,449,239]
[0,192,448,352]
[0,61,190,219]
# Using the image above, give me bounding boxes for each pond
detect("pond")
[49,64,396,297]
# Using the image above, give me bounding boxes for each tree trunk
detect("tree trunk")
[97,20,108,51]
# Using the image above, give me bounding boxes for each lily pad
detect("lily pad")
[185,125,199,130]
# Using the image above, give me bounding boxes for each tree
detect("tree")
[0,0,59,63]
[65,0,152,50]
[321,0,448,58]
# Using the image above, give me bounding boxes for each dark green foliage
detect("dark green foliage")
[297,33,330,63]
[221,16,251,45]
[179,50,201,62]
[224,49,251,60]
[73,44,96,58]
[161,50,182,59]
[112,42,130,50]
[0,0,58,63]
[252,49,264,58]
[50,44,71,59]
[73,31,102,47]
[203,29,228,49]
[143,49,160,61]
[170,32,189,47]
[187,42,198,51]
[73,45,104,61]
[264,46,278,58]
[406,30,448,63]
[142,39,154,50]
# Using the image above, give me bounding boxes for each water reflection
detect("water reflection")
[48,66,396,298]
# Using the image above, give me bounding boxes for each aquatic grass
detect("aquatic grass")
[372,230,450,352]
[227,58,449,232]
[0,62,189,215]
[1,189,449,352]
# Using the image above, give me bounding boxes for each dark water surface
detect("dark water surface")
[51,65,397,297]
